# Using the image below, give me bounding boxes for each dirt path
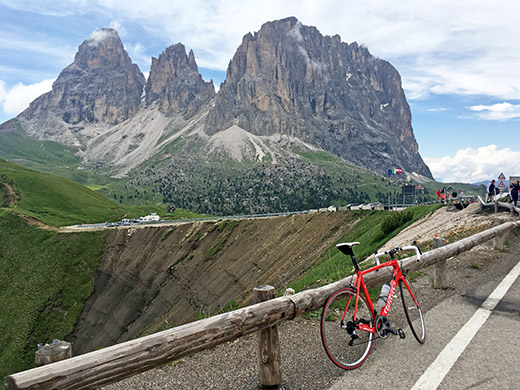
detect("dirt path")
[0,176,20,207]
[19,214,59,231]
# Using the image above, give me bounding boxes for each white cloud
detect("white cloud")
[109,20,126,37]
[2,0,520,103]
[468,103,520,121]
[126,42,151,72]
[0,34,75,66]
[87,29,115,46]
[425,145,520,183]
[0,79,54,115]
[0,80,6,103]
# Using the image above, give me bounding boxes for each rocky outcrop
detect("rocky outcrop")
[145,43,215,116]
[204,17,432,178]
[21,28,146,125]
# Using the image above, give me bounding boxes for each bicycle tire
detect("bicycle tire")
[321,288,375,369]
[399,274,426,343]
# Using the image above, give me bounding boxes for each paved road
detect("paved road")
[328,250,520,390]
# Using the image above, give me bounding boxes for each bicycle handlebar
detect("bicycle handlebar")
[373,242,422,266]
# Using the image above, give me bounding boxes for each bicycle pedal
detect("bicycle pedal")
[398,329,406,339]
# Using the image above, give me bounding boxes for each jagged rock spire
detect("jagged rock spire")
[145,43,215,116]
[21,28,146,125]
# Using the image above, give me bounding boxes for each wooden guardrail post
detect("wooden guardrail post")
[254,285,282,388]
[433,237,448,289]
[34,341,71,367]
[493,218,507,250]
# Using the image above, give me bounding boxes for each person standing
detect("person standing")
[488,180,496,202]
[511,180,520,207]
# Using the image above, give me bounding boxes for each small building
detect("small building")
[140,213,161,223]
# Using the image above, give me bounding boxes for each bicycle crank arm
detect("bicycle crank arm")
[375,316,400,338]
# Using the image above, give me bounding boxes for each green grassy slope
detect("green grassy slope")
[1,159,130,226]
[0,212,108,384]
[0,159,203,227]
[290,204,444,292]
[0,127,94,184]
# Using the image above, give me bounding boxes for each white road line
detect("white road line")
[411,259,520,390]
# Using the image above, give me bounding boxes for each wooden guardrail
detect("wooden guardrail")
[477,195,520,215]
[5,220,520,390]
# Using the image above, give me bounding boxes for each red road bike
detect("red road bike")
[321,241,426,369]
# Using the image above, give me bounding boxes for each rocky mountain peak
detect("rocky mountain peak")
[205,17,432,178]
[74,28,127,69]
[145,43,215,116]
[20,28,146,125]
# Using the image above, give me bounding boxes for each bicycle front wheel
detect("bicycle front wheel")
[321,288,375,369]
[399,274,426,343]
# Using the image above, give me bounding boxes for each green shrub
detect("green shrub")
[381,211,413,235]
[160,228,174,242]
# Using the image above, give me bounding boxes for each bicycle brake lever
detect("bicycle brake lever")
[411,241,422,262]
[412,241,422,254]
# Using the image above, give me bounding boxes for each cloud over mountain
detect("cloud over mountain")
[425,144,520,183]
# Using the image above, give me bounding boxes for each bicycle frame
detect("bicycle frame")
[321,242,425,369]
[344,257,408,334]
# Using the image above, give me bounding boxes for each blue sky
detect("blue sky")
[0,0,519,183]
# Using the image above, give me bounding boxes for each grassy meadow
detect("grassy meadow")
[0,212,108,384]
[0,159,203,227]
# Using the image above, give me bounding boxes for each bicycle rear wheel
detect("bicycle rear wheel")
[321,288,375,369]
[399,274,426,343]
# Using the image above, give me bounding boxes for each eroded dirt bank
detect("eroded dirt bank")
[69,212,353,354]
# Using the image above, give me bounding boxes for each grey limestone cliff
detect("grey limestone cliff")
[145,43,215,116]
[204,17,432,178]
[21,28,146,126]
